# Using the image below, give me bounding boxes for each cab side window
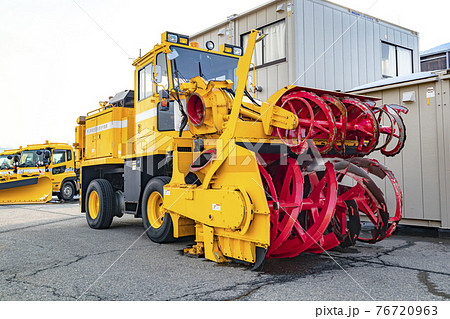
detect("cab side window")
[138,63,153,101]
[66,150,72,161]
[53,150,66,165]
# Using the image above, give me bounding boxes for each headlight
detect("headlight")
[205,41,215,50]
[233,47,242,56]
[167,33,178,43]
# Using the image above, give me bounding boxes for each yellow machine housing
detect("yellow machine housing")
[76,30,301,267]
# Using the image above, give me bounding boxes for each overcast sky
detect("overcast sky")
[1,0,448,149]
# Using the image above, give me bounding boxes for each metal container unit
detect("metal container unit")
[350,71,450,229]
[190,0,419,100]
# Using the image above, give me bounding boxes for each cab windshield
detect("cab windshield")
[170,46,239,90]
[19,150,44,167]
[0,155,13,170]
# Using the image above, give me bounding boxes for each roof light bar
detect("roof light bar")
[162,32,190,46]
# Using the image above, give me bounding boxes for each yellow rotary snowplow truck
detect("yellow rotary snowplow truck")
[76,30,407,268]
[0,142,78,204]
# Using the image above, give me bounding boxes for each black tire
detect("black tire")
[85,179,115,229]
[142,176,174,243]
[58,181,75,201]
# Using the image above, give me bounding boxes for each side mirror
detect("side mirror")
[167,49,179,61]
[154,65,162,84]
[44,150,51,159]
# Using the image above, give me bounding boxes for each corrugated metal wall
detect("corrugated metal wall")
[191,0,419,99]
[189,1,448,228]
[191,0,294,102]
[294,0,419,92]
[353,74,450,229]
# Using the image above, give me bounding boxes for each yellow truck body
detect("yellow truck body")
[0,142,78,204]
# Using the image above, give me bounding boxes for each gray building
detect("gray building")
[350,71,450,230]
[421,42,450,72]
[190,0,420,100]
[190,0,450,230]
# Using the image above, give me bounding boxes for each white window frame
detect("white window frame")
[381,42,413,78]
[241,19,286,68]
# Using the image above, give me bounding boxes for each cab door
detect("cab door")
[51,150,68,175]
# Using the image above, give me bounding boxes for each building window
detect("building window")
[241,19,286,67]
[138,63,153,101]
[421,52,448,72]
[381,42,413,77]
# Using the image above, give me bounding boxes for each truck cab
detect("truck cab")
[17,142,78,201]
[133,32,241,148]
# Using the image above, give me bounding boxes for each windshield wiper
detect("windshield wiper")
[172,59,187,86]
[198,61,206,79]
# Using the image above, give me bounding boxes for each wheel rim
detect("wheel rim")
[88,190,99,219]
[63,184,73,198]
[147,192,165,229]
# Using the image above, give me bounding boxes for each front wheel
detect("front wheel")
[85,179,114,229]
[142,176,174,243]
[58,181,75,201]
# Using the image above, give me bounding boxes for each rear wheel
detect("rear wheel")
[58,181,75,201]
[142,176,174,243]
[85,179,114,229]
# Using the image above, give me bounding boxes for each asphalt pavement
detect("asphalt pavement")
[0,201,449,301]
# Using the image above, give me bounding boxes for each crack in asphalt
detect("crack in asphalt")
[4,274,74,300]
[169,277,274,301]
[169,258,342,301]
[21,249,122,278]
[0,249,123,301]
[328,241,450,277]
[221,240,449,301]
[227,282,270,300]
[3,273,106,301]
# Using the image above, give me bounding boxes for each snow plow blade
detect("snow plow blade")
[0,176,53,204]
